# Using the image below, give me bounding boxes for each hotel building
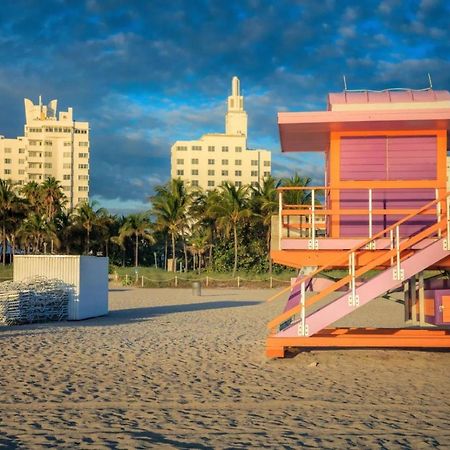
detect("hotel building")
[0,97,90,209]
[171,77,271,190]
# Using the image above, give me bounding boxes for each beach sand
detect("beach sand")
[0,287,449,449]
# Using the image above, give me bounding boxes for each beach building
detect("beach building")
[170,77,271,190]
[0,97,90,209]
[267,88,450,357]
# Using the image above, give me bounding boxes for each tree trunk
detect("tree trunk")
[267,226,272,275]
[135,233,139,267]
[183,241,188,272]
[171,233,176,272]
[233,223,238,278]
[2,225,6,266]
[86,229,90,255]
[164,236,168,271]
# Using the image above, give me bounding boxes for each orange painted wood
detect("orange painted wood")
[442,296,450,323]
[266,328,450,356]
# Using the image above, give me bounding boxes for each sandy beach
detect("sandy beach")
[1,287,449,449]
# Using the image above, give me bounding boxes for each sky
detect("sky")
[0,0,449,213]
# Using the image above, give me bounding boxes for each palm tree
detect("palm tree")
[18,213,60,254]
[208,182,252,277]
[116,213,155,267]
[41,176,66,221]
[74,200,107,254]
[151,179,191,272]
[0,179,22,265]
[21,181,43,213]
[251,176,280,273]
[280,174,313,238]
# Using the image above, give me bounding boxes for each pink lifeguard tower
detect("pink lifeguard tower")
[267,87,450,357]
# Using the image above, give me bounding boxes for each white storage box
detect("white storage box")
[13,255,108,320]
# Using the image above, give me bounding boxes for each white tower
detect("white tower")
[225,76,248,137]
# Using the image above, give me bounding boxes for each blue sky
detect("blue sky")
[0,0,449,213]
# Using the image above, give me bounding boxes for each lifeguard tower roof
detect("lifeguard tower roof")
[279,89,450,152]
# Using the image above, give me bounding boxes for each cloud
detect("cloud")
[0,0,448,213]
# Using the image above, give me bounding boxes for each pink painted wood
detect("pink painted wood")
[276,238,448,338]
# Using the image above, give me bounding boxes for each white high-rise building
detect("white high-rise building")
[171,77,271,190]
[0,97,90,209]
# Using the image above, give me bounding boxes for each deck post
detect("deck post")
[418,271,425,325]
[403,280,410,322]
[409,275,417,325]
[278,191,282,249]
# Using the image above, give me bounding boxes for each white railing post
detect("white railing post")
[299,281,308,336]
[141,276,144,287]
[308,190,318,250]
[436,188,442,238]
[367,188,375,249]
[390,229,394,266]
[348,251,358,307]
[278,191,282,250]
[393,225,404,280]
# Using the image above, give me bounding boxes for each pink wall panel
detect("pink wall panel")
[340,137,386,181]
[387,136,436,180]
[338,134,437,238]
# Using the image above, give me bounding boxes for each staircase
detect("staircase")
[266,193,450,356]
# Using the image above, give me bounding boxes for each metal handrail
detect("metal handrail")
[267,191,450,332]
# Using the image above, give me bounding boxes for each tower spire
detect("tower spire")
[225,76,247,136]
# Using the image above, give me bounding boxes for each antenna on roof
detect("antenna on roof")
[343,75,348,91]
[427,73,433,89]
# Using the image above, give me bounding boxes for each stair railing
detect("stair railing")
[268,191,450,334]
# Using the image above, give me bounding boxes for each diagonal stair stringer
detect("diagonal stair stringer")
[276,237,448,338]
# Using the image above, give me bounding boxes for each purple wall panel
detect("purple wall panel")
[339,136,437,238]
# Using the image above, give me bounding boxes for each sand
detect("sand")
[0,287,449,449]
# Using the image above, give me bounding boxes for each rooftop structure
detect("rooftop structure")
[170,77,271,190]
[0,97,90,209]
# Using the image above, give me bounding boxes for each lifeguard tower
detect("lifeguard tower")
[267,87,450,357]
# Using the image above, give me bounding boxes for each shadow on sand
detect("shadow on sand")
[0,299,262,337]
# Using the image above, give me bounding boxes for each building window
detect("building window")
[78,175,89,180]
[192,180,199,187]
[208,180,215,187]
[251,181,258,187]
[64,142,71,147]
[191,169,199,175]
[63,163,72,169]
[78,186,89,191]
[78,164,89,169]
[18,148,25,153]
[191,158,199,164]
[221,170,228,176]
[222,146,229,152]
[208,146,215,152]
[44,151,52,157]
[235,146,242,152]
[18,170,25,175]
[18,159,24,164]
[222,159,228,165]
[192,145,202,151]
[264,161,270,167]
[63,152,71,158]
[176,158,184,164]
[264,171,270,177]
[235,181,242,187]
[4,158,11,164]
[28,151,41,157]
[235,160,242,166]
[63,174,71,180]
[177,169,184,176]
[78,153,88,158]
[208,169,215,176]
[79,142,89,147]
[4,169,11,174]
[176,145,187,151]
[4,148,11,153]
[251,170,258,177]
[235,170,242,176]
[44,163,52,168]
[63,186,71,191]
[208,159,215,165]
[251,160,258,166]
[44,140,53,146]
